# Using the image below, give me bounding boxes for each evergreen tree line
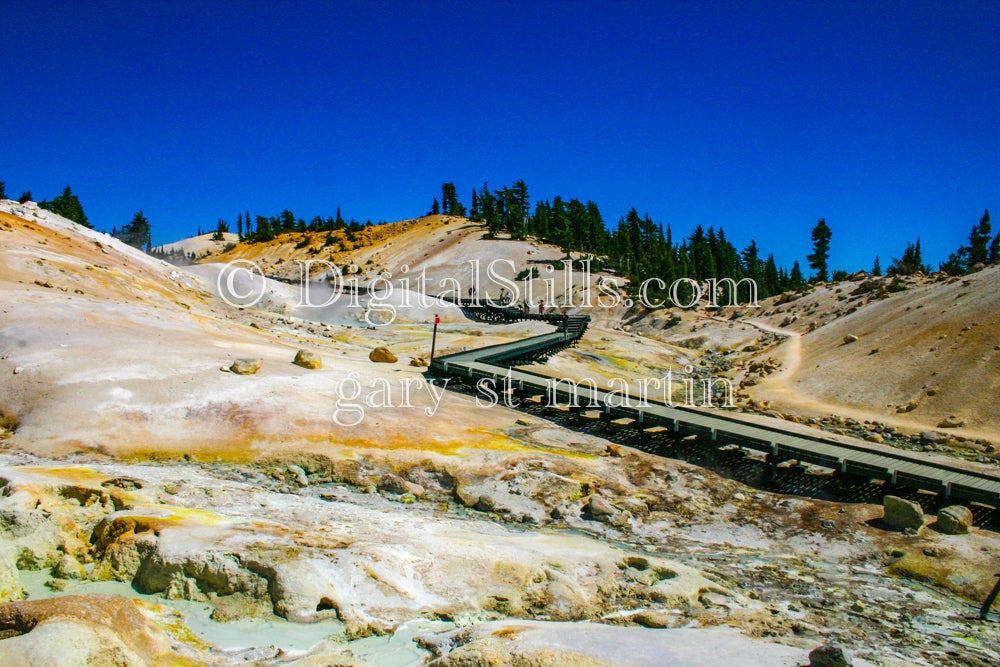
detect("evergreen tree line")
[239,207,381,243]
[455,181,1000,293]
[464,180,804,299]
[867,210,999,278]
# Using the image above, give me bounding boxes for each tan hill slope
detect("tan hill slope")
[191,214,625,308]
[0,202,529,460]
[740,270,1000,440]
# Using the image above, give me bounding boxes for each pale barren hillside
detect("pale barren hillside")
[0,203,530,459]
[195,214,625,306]
[744,269,1000,439]
[154,230,239,257]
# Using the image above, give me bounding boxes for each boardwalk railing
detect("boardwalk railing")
[429,297,1000,510]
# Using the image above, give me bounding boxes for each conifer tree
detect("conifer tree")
[18,190,31,203]
[117,211,152,250]
[0,177,5,200]
[431,198,440,215]
[763,253,779,296]
[789,261,805,289]
[212,219,229,241]
[871,256,881,276]
[989,232,1000,264]
[967,209,991,266]
[469,189,481,221]
[806,218,832,282]
[39,186,90,227]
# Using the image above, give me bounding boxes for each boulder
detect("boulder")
[287,465,309,487]
[292,349,322,370]
[409,357,429,367]
[936,505,973,535]
[377,473,424,498]
[587,496,616,523]
[51,554,84,580]
[0,548,23,602]
[809,643,853,667]
[882,495,924,531]
[936,415,965,428]
[0,595,171,665]
[842,334,858,344]
[229,358,262,375]
[369,347,397,363]
[920,431,949,445]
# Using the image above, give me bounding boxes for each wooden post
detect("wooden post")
[430,315,439,363]
[981,573,1000,621]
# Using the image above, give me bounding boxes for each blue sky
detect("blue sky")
[1,0,997,271]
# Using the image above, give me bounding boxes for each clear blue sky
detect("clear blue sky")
[2,0,997,271]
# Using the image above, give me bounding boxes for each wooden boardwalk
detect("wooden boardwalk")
[431,298,1000,510]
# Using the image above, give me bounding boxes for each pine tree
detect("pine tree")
[212,219,229,241]
[806,218,832,282]
[871,256,881,276]
[117,211,152,250]
[431,198,440,215]
[237,213,243,238]
[481,184,499,237]
[763,253,779,296]
[888,238,926,275]
[441,182,463,215]
[789,261,805,289]
[18,190,31,203]
[0,178,5,200]
[469,189,481,221]
[967,209,991,266]
[989,232,1000,264]
[39,186,90,227]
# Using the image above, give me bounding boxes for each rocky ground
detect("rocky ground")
[1,201,999,665]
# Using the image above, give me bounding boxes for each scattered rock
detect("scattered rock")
[809,642,853,667]
[287,465,309,486]
[922,547,939,558]
[377,473,424,498]
[936,505,973,534]
[44,578,72,591]
[937,415,965,428]
[920,431,949,445]
[229,358,262,375]
[409,357,429,367]
[101,477,143,490]
[842,334,858,344]
[369,347,397,363]
[587,496,616,523]
[0,549,23,602]
[602,444,624,457]
[52,554,84,580]
[634,610,681,628]
[882,495,924,532]
[292,349,322,369]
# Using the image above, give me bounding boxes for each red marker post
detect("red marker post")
[430,315,440,363]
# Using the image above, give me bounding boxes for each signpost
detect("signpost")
[430,315,439,363]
